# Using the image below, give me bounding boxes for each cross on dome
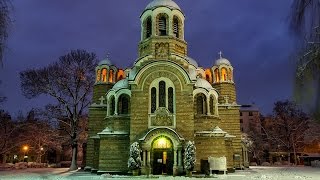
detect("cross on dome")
[218,51,223,59]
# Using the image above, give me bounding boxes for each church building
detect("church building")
[86,0,248,175]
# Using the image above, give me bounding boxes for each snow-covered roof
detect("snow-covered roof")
[145,0,181,11]
[112,78,129,90]
[195,78,213,90]
[214,58,231,66]
[98,58,112,66]
[186,56,198,67]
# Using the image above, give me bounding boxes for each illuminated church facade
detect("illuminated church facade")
[86,0,247,175]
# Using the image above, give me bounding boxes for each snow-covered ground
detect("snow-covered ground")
[0,166,319,180]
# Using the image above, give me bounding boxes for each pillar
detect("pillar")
[114,97,118,115]
[174,150,177,166]
[178,150,182,167]
[206,97,211,115]
[143,151,146,167]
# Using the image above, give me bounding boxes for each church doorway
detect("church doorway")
[152,136,173,175]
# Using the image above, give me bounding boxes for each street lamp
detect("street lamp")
[22,145,29,162]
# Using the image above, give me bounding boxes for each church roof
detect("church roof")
[145,0,181,11]
[214,58,231,66]
[112,78,129,90]
[186,56,198,67]
[195,78,213,90]
[98,58,112,66]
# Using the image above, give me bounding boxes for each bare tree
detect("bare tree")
[290,0,320,120]
[20,49,97,170]
[0,110,25,163]
[0,0,11,67]
[263,100,309,165]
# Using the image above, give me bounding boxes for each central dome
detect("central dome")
[145,0,181,11]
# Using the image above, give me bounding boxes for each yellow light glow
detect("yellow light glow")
[23,145,29,151]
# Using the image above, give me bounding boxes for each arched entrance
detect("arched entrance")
[139,127,184,176]
[152,136,173,175]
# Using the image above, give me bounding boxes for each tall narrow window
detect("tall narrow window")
[96,69,101,82]
[109,69,114,83]
[210,96,214,115]
[159,16,167,36]
[173,16,179,38]
[221,68,227,81]
[102,69,107,82]
[159,81,166,107]
[214,69,220,83]
[168,87,174,113]
[146,17,152,38]
[151,87,157,113]
[196,94,206,115]
[110,96,115,116]
[118,95,130,115]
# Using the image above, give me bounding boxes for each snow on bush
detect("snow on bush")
[184,141,196,171]
[127,142,142,170]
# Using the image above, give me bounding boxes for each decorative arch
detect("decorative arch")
[149,77,175,114]
[118,94,130,115]
[194,93,207,115]
[214,68,220,83]
[156,13,169,36]
[221,67,228,82]
[139,127,184,150]
[173,16,181,38]
[205,69,212,83]
[117,69,125,81]
[96,69,101,82]
[143,16,152,39]
[101,68,108,82]
[132,61,192,91]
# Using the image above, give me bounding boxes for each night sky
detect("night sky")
[0,0,297,116]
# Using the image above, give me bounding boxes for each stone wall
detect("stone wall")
[98,135,129,172]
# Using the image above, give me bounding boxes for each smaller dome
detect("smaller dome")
[145,0,181,11]
[195,78,213,90]
[112,78,129,90]
[214,58,231,66]
[186,56,198,67]
[98,58,112,66]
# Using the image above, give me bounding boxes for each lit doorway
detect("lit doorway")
[152,136,173,175]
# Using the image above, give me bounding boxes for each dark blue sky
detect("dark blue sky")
[0,0,297,116]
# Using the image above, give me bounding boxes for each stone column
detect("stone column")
[114,97,118,115]
[147,151,151,166]
[174,150,177,166]
[178,150,182,167]
[143,151,146,167]
[173,149,178,176]
[206,97,211,115]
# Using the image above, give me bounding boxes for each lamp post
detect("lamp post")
[22,145,29,162]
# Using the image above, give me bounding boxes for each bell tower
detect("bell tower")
[211,52,237,104]
[138,0,187,60]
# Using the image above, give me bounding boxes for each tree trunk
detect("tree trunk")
[69,140,78,171]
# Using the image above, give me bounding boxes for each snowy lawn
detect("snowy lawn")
[0,166,319,180]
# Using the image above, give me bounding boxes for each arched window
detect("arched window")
[117,69,125,81]
[102,68,107,82]
[221,68,227,82]
[159,81,166,107]
[109,96,115,116]
[109,69,114,83]
[146,16,152,39]
[150,78,175,114]
[195,94,207,115]
[159,16,167,36]
[118,94,130,115]
[210,95,214,115]
[214,69,220,83]
[168,87,174,113]
[96,69,101,82]
[229,68,233,81]
[205,69,212,83]
[151,87,157,113]
[173,16,179,38]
